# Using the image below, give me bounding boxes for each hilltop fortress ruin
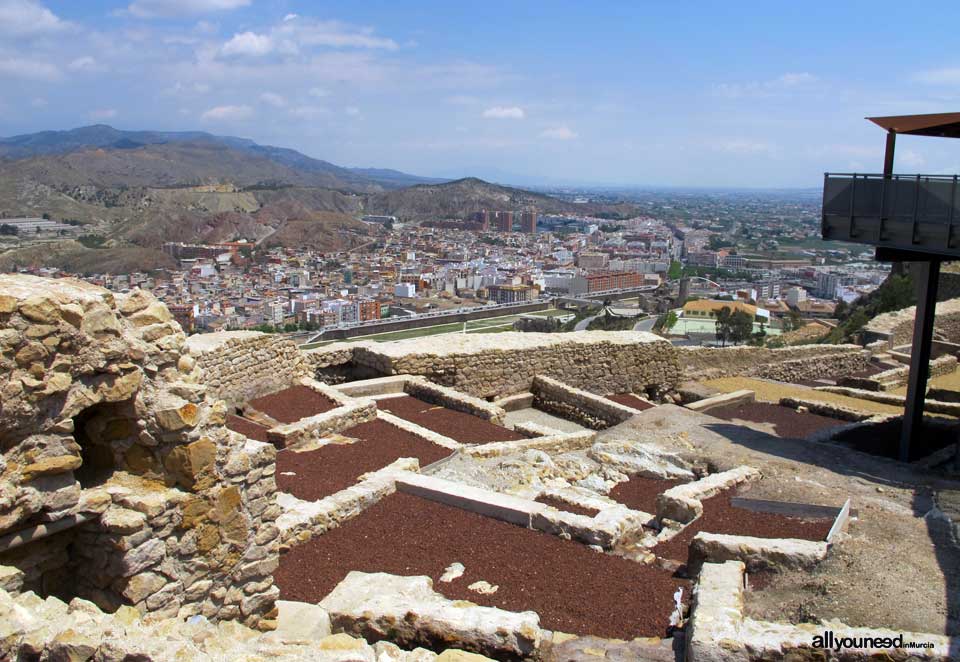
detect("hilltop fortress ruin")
[0,274,956,661]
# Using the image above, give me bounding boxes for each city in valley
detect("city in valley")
[0,2,957,662]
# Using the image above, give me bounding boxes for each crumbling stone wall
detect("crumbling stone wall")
[186,331,309,405]
[301,343,361,384]
[351,331,681,399]
[0,275,279,628]
[678,344,867,382]
[863,296,960,347]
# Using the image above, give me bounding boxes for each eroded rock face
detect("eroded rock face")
[0,275,280,628]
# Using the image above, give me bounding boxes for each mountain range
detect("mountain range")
[0,125,622,273]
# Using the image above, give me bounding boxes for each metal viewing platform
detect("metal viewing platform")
[821,111,960,461]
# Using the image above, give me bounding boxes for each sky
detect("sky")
[2,0,960,188]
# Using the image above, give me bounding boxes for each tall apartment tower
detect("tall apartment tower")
[497,211,514,232]
[521,210,538,233]
[477,210,490,231]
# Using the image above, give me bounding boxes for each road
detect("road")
[634,317,657,332]
[574,315,600,331]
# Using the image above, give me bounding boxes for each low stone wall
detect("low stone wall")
[814,386,960,416]
[688,532,829,574]
[267,399,377,449]
[678,344,867,382]
[300,342,361,385]
[186,331,309,405]
[657,466,761,524]
[840,355,957,391]
[351,331,681,399]
[686,561,953,661]
[405,377,507,425]
[462,430,597,458]
[864,296,960,347]
[276,458,418,547]
[779,397,877,422]
[531,375,637,430]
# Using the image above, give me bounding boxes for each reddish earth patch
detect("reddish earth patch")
[276,492,688,639]
[654,491,834,567]
[605,393,654,411]
[225,414,270,443]
[535,495,600,518]
[608,477,690,515]
[276,419,452,501]
[248,385,339,424]
[832,418,958,462]
[707,402,844,439]
[377,395,524,444]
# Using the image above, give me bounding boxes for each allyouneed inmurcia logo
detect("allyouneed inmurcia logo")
[812,630,935,652]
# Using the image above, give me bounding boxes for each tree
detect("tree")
[664,310,678,330]
[667,260,682,280]
[729,310,754,345]
[715,306,733,347]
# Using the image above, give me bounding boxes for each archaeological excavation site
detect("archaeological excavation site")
[0,273,958,661]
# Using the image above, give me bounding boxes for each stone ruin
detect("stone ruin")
[0,274,279,627]
[0,274,955,662]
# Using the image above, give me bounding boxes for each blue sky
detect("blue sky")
[2,0,960,187]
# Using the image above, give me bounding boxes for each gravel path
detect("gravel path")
[609,477,689,515]
[276,492,688,639]
[704,377,904,415]
[225,414,270,443]
[276,419,452,501]
[605,393,655,412]
[378,395,525,444]
[707,402,844,439]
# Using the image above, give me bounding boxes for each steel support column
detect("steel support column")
[900,259,941,461]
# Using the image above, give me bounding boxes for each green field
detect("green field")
[300,308,572,348]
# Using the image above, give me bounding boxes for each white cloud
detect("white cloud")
[483,105,525,119]
[714,72,818,98]
[89,108,117,120]
[221,31,273,57]
[68,56,99,72]
[0,57,60,80]
[345,106,360,117]
[540,125,577,140]
[899,149,925,169]
[201,104,253,121]
[914,68,960,85]
[259,91,286,107]
[127,0,250,18]
[0,0,69,37]
[308,87,328,98]
[30,97,46,107]
[219,17,397,58]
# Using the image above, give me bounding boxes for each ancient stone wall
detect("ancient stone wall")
[301,343,361,384]
[0,275,279,627]
[186,331,309,405]
[678,344,867,382]
[530,375,636,429]
[863,296,960,347]
[351,331,681,399]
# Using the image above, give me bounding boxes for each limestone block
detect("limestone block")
[320,572,541,659]
[587,441,693,480]
[275,600,332,642]
[688,532,829,574]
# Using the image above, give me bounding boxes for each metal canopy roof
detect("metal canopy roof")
[867,112,960,138]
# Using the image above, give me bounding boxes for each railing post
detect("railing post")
[949,176,958,249]
[911,175,922,245]
[847,174,858,240]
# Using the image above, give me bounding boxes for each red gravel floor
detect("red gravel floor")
[276,419,453,501]
[225,414,270,443]
[654,490,834,567]
[248,385,339,424]
[275,492,688,639]
[605,393,655,411]
[832,418,958,462]
[377,395,525,444]
[608,477,690,515]
[534,495,600,518]
[707,402,844,439]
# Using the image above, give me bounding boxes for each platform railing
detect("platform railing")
[822,173,960,256]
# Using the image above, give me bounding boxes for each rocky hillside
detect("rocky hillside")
[363,177,596,219]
